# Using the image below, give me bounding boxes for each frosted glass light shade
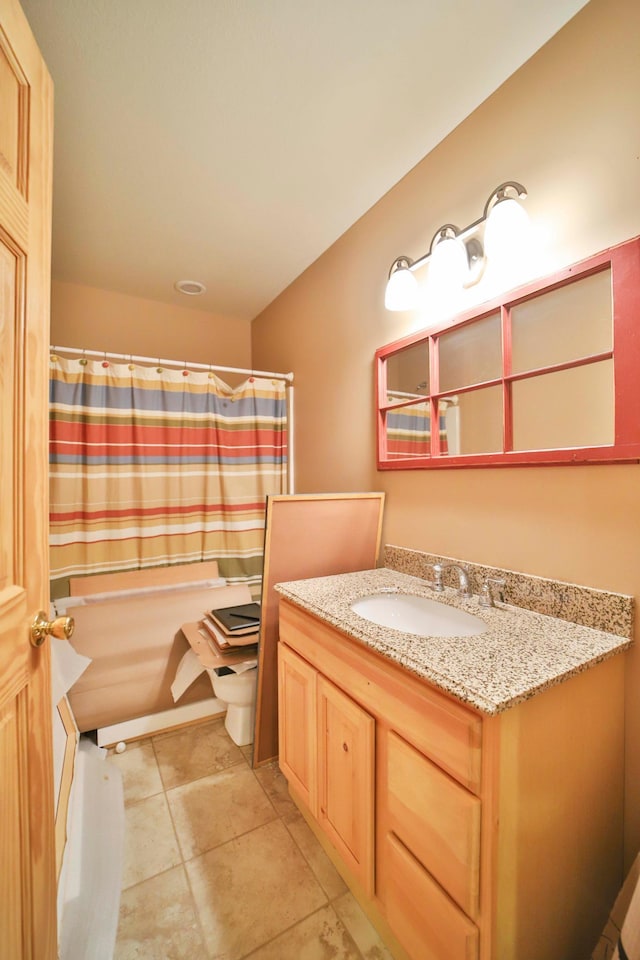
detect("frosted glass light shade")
[429,236,468,289]
[385,266,419,311]
[484,198,530,260]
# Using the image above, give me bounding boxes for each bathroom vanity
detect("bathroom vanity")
[275,567,631,960]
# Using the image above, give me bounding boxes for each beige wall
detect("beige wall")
[51,280,252,370]
[252,0,640,866]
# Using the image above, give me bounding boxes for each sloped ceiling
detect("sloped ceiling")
[22,0,588,320]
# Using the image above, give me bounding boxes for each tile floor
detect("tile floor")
[108,717,393,960]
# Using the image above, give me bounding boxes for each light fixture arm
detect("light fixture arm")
[429,223,460,253]
[388,255,414,279]
[482,180,528,221]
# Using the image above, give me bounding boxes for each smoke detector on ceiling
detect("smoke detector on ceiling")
[174,279,206,296]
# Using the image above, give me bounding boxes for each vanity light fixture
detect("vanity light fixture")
[384,181,528,311]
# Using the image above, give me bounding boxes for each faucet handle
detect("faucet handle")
[480,577,506,608]
[425,562,444,592]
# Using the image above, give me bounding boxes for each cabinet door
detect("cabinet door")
[317,674,375,896]
[278,643,318,816]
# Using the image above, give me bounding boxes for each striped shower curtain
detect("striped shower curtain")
[49,356,288,591]
[386,398,448,458]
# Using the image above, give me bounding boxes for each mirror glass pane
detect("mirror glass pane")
[511,268,612,374]
[439,312,502,393]
[385,401,434,460]
[512,359,614,451]
[439,386,503,456]
[385,341,429,403]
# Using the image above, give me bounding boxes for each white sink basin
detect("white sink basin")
[350,593,487,638]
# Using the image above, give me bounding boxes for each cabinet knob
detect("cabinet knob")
[343,742,349,753]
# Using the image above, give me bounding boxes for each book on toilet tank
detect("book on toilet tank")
[208,602,261,634]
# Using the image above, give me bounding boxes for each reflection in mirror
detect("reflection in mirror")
[386,401,440,459]
[511,268,612,374]
[457,387,503,455]
[512,359,614,451]
[439,312,502,393]
[437,398,460,456]
[386,341,429,400]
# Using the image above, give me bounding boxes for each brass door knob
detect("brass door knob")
[31,611,75,647]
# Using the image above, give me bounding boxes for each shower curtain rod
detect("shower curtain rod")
[50,345,294,383]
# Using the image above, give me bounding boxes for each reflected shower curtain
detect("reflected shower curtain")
[49,356,288,590]
[386,397,449,458]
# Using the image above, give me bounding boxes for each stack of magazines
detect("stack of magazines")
[201,602,261,655]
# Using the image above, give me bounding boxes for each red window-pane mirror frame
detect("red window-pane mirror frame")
[376,236,640,469]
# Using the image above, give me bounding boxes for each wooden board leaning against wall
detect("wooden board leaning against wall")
[252,493,385,767]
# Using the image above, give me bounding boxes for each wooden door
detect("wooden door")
[277,642,318,815]
[317,674,375,896]
[0,2,55,958]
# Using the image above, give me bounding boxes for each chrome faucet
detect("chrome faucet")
[428,562,471,597]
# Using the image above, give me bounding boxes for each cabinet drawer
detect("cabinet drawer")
[386,833,479,960]
[387,731,481,919]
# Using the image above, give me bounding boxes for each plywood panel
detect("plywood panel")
[253,492,384,766]
[68,559,220,595]
[66,585,247,730]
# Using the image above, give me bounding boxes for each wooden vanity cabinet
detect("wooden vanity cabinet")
[277,598,625,960]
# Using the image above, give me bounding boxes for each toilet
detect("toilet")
[210,661,258,746]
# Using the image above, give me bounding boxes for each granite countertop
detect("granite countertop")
[274,567,632,715]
